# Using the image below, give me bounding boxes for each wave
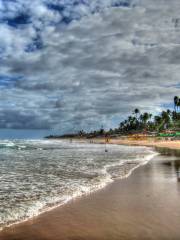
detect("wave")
[0,141,30,150]
[0,141,158,231]
[104,150,158,179]
[0,139,77,151]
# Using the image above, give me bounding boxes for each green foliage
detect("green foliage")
[118,105,180,134]
[48,97,180,138]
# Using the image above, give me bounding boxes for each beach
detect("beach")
[110,139,180,150]
[0,145,180,240]
[1,0,180,238]
[84,137,180,151]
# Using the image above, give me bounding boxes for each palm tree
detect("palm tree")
[133,108,140,119]
[172,110,177,121]
[139,112,152,131]
[167,109,171,115]
[99,126,104,135]
[140,112,149,124]
[154,115,163,131]
[178,98,180,111]
[161,111,170,129]
[174,96,179,112]
[119,122,124,131]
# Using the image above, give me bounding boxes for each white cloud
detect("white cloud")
[0,0,179,132]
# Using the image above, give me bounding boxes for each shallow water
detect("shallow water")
[0,139,157,230]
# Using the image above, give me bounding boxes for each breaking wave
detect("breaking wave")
[0,139,158,230]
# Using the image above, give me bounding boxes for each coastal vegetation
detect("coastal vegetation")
[46,96,180,139]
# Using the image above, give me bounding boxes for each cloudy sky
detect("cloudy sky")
[0,0,180,134]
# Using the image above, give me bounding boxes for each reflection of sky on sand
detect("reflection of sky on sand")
[153,147,180,182]
[174,161,180,182]
[163,160,180,182]
[1,150,180,240]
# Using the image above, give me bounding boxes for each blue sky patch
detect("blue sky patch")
[111,0,130,8]
[161,103,174,110]
[25,33,43,52]
[46,0,132,25]
[0,75,21,88]
[4,13,31,27]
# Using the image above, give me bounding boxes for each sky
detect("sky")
[0,0,180,135]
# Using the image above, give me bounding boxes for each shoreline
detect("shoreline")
[0,142,180,239]
[0,147,180,239]
[0,144,157,233]
[72,137,180,151]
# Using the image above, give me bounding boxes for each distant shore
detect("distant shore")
[60,136,180,151]
[91,137,180,150]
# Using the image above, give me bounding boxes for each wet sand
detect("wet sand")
[1,149,180,240]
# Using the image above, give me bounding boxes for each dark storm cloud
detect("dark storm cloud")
[0,0,179,132]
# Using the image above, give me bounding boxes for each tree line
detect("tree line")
[82,96,180,137]
[46,96,180,139]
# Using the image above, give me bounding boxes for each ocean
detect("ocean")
[0,139,157,230]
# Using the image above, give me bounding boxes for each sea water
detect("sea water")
[0,139,157,230]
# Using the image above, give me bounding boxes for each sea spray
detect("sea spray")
[0,140,157,230]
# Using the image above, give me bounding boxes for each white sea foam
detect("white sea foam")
[0,140,158,231]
